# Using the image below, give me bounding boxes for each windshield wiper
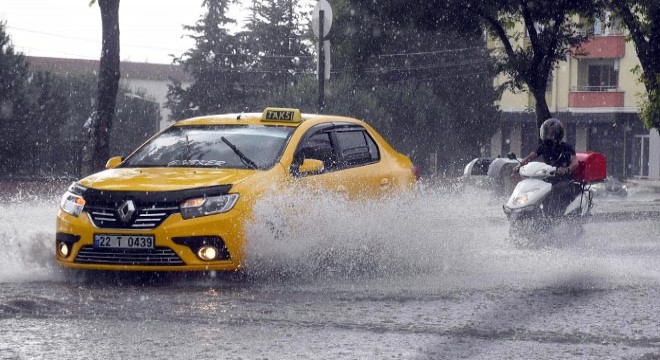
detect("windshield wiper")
[220,136,259,170]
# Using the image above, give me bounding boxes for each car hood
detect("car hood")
[78,167,256,192]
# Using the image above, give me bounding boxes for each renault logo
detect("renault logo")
[117,200,136,223]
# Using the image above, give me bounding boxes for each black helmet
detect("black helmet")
[540,118,564,143]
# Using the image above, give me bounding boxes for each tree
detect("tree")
[320,1,501,173]
[0,21,31,176]
[610,0,660,129]
[328,0,391,76]
[167,0,245,119]
[27,72,70,175]
[25,72,159,178]
[83,0,121,174]
[241,0,312,94]
[358,0,601,131]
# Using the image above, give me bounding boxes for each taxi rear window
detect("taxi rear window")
[122,125,295,169]
[335,129,380,166]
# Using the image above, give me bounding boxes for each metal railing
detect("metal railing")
[577,28,624,37]
[570,85,620,92]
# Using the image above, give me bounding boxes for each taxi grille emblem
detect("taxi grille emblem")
[117,200,136,223]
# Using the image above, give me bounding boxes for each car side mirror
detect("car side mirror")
[105,156,123,169]
[298,158,324,175]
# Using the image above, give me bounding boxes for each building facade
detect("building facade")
[490,17,660,180]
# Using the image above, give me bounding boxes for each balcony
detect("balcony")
[569,86,624,108]
[575,35,626,59]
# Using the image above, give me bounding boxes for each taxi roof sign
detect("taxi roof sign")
[261,107,302,122]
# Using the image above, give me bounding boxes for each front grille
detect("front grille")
[86,205,178,229]
[74,246,184,266]
[78,185,232,230]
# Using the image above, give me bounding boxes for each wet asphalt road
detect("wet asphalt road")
[1,186,660,360]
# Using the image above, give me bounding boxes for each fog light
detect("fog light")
[197,246,218,261]
[58,242,70,257]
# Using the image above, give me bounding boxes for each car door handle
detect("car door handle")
[380,178,391,188]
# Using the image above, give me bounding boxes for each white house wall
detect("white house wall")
[120,79,192,130]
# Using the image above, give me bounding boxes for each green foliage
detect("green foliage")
[168,0,313,120]
[239,0,313,107]
[323,1,502,174]
[639,84,660,130]
[356,0,600,129]
[243,0,311,66]
[26,72,73,175]
[167,0,243,119]
[472,0,601,128]
[326,0,389,75]
[260,71,499,174]
[0,22,159,178]
[0,22,29,111]
[2,70,159,178]
[168,0,501,175]
[611,0,660,129]
[0,21,31,175]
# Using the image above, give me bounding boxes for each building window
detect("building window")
[575,59,619,91]
[588,64,618,89]
[581,11,623,36]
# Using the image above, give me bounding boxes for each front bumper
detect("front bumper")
[502,204,541,221]
[55,209,245,271]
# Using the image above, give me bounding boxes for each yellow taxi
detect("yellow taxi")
[56,108,419,272]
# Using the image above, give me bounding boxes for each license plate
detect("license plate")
[94,234,155,249]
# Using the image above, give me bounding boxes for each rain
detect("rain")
[1,0,660,359]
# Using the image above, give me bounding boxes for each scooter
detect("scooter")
[503,161,593,247]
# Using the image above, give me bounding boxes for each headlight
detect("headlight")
[60,191,86,217]
[180,194,239,219]
[513,189,538,206]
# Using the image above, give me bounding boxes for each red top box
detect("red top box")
[573,152,607,183]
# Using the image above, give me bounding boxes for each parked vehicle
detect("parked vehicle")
[590,176,628,198]
[463,153,519,197]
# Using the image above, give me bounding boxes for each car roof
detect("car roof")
[174,112,363,127]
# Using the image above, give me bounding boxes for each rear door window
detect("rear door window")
[334,128,380,168]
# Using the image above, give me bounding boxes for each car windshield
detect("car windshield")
[121,125,295,169]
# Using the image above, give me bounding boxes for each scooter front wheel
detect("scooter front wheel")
[508,218,549,248]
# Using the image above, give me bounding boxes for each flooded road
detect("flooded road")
[1,183,660,359]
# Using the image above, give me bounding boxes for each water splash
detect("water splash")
[243,185,499,281]
[0,182,658,291]
[0,199,62,282]
[242,184,660,290]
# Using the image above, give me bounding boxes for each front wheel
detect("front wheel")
[508,217,549,248]
[509,216,586,248]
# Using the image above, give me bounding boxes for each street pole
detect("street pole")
[318,9,325,113]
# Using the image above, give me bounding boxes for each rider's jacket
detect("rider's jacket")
[535,140,575,182]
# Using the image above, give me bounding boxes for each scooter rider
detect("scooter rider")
[513,118,580,216]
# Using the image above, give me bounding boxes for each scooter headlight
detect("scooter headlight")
[180,194,239,219]
[513,189,539,206]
